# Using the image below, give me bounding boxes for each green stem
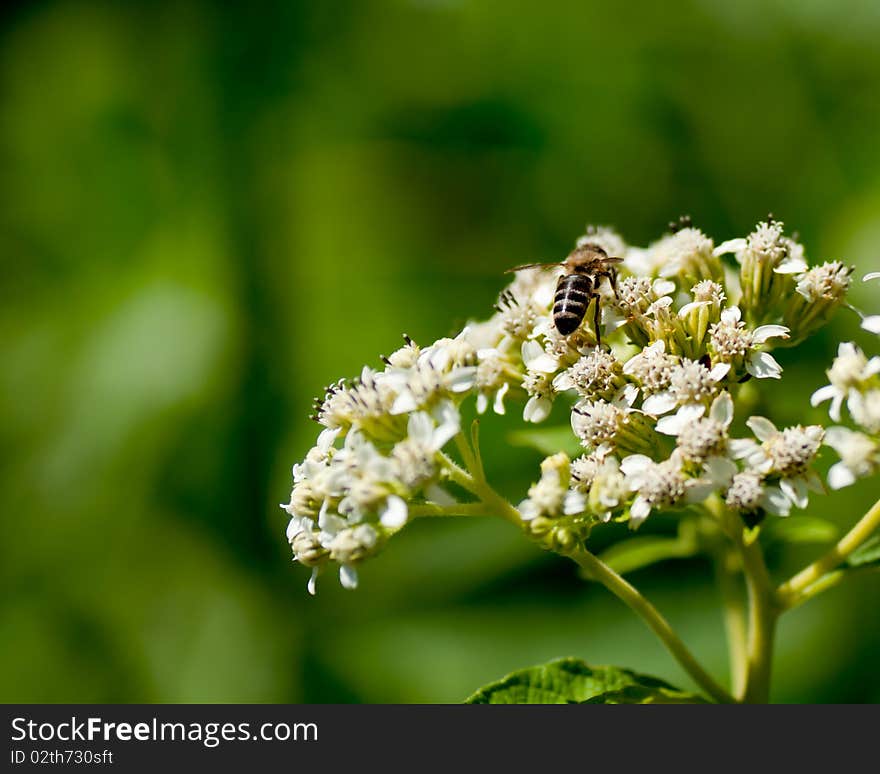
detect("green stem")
[738,538,778,704]
[777,495,880,609]
[713,548,748,698]
[441,434,732,702]
[409,502,490,518]
[571,547,735,704]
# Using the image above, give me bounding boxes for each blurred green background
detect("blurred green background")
[1,0,879,703]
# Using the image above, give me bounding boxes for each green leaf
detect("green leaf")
[464,657,705,704]
[583,685,708,704]
[846,535,880,570]
[507,426,581,457]
[762,517,839,547]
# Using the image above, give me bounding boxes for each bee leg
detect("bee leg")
[609,267,619,300]
[592,293,603,348]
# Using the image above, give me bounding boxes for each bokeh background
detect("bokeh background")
[1,0,879,703]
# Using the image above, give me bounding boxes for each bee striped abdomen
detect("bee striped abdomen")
[553,273,593,335]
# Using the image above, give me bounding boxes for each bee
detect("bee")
[506,243,623,345]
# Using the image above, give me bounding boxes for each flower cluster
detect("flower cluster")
[283,219,869,592]
[812,340,880,489]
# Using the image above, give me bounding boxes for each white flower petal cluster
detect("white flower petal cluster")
[284,218,868,591]
[812,338,880,488]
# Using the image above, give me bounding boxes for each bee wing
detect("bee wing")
[504,261,559,274]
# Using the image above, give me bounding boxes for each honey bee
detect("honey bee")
[506,243,623,345]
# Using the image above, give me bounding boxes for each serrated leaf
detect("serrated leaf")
[464,657,704,704]
[582,684,708,704]
[846,535,880,570]
[507,426,582,457]
[762,517,839,547]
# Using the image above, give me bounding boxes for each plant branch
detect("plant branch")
[712,548,748,698]
[737,537,777,703]
[777,495,880,609]
[570,547,735,704]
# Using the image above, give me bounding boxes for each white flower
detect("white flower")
[658,392,735,468]
[390,407,459,491]
[586,456,629,522]
[730,417,824,508]
[495,289,544,344]
[824,427,880,489]
[383,346,477,415]
[641,357,730,416]
[571,388,642,453]
[519,453,582,520]
[724,471,791,517]
[811,342,880,421]
[521,340,562,423]
[553,348,625,401]
[720,220,807,274]
[620,453,714,527]
[473,347,512,415]
[794,261,852,303]
[622,340,678,395]
[614,277,676,320]
[850,389,880,434]
[708,306,788,379]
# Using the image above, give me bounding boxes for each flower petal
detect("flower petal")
[761,486,791,516]
[307,568,320,596]
[705,456,737,486]
[380,495,409,529]
[810,384,836,407]
[752,324,790,344]
[620,454,653,476]
[523,396,552,423]
[642,391,678,415]
[747,416,778,442]
[747,351,782,379]
[863,272,880,281]
[862,315,880,334]
[629,496,651,526]
[780,477,809,509]
[721,306,742,324]
[339,564,359,590]
[494,382,509,415]
[710,392,734,426]
[714,238,746,257]
[827,462,856,490]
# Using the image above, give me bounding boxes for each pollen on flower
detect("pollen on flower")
[496,290,542,341]
[623,342,678,394]
[725,471,764,513]
[391,438,436,489]
[766,425,824,476]
[615,277,657,318]
[677,417,728,462]
[795,262,853,303]
[571,400,624,449]
[634,457,688,508]
[747,221,788,263]
[523,369,554,399]
[692,280,726,304]
[328,524,380,565]
[556,348,623,401]
[670,360,721,404]
[710,317,752,360]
